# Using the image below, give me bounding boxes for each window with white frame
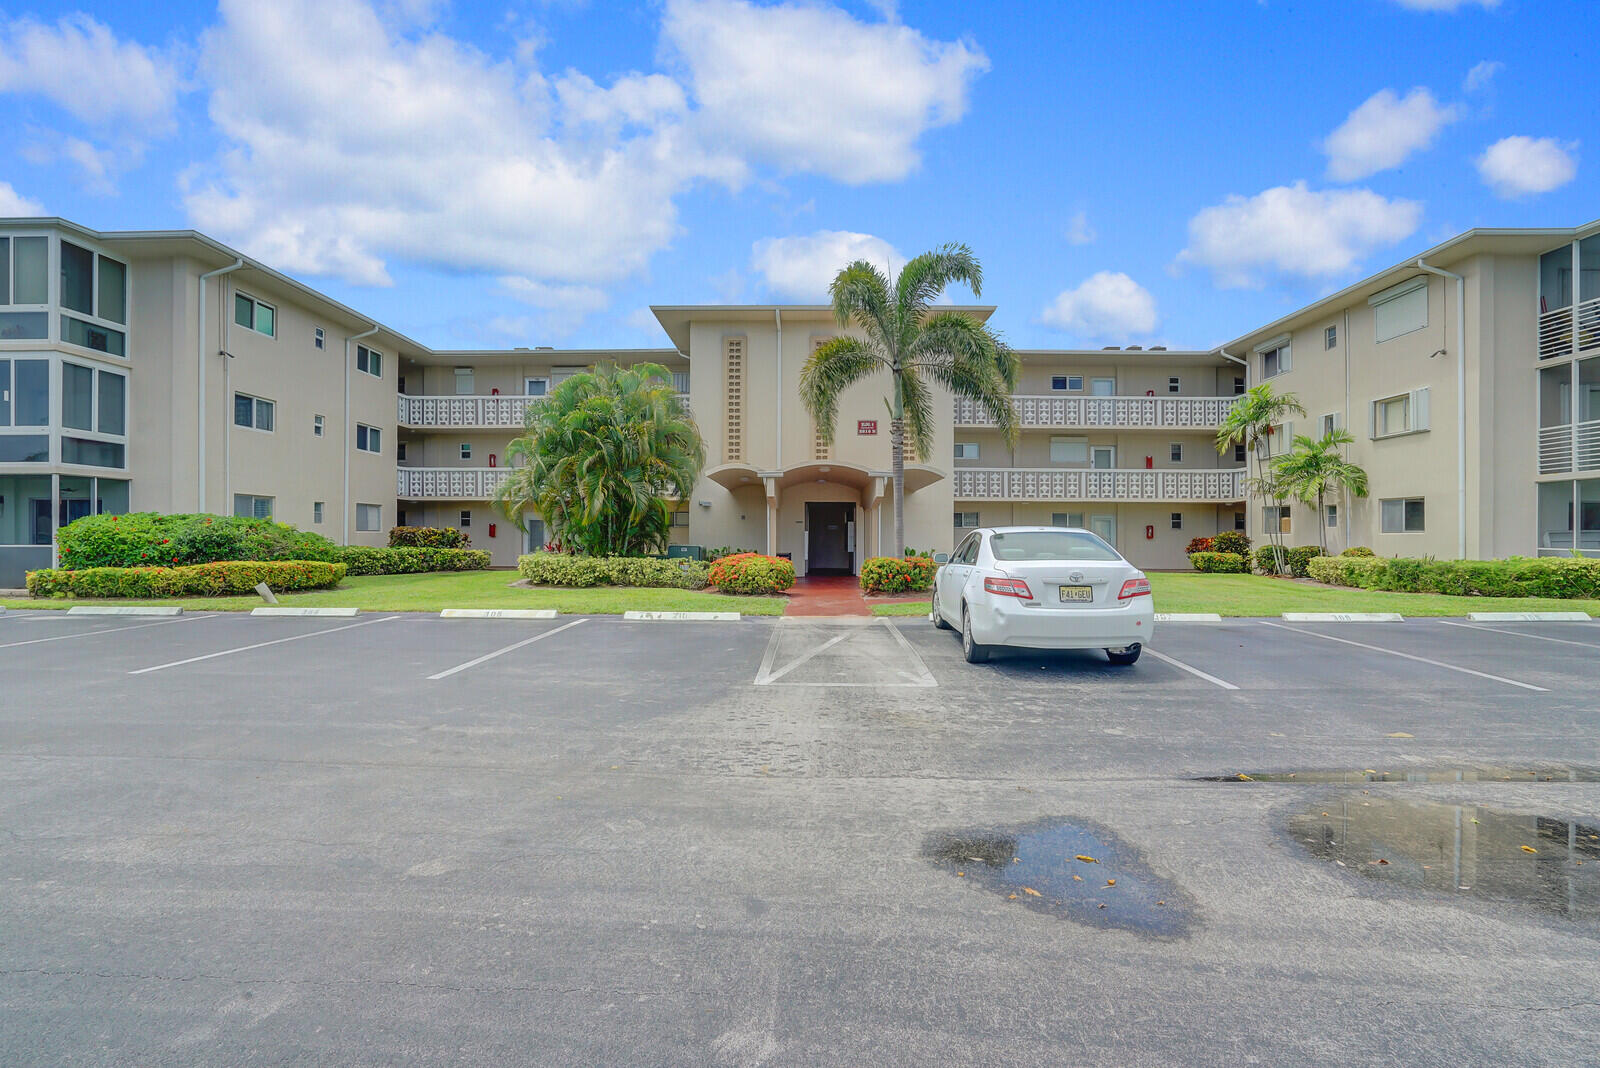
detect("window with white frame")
[1371,277,1428,343]
[1321,413,1338,437]
[1324,325,1338,350]
[1051,374,1083,391]
[1233,376,1246,395]
[1259,336,1291,378]
[356,423,381,453]
[1050,435,1088,463]
[356,344,383,378]
[314,327,325,350]
[356,503,382,532]
[233,494,273,519]
[313,414,324,437]
[460,442,472,460]
[1169,442,1183,463]
[526,377,548,396]
[59,240,128,355]
[1168,376,1180,394]
[1382,497,1425,532]
[234,292,275,338]
[1233,442,1247,463]
[454,367,474,394]
[954,511,980,528]
[0,235,50,341]
[1170,512,1183,530]
[61,362,126,436]
[954,442,979,459]
[313,501,324,524]
[1263,505,1291,534]
[672,510,689,527]
[233,392,274,432]
[1371,389,1430,438]
[1234,511,1246,531]
[1052,512,1086,528]
[459,509,472,527]
[1326,503,1338,528]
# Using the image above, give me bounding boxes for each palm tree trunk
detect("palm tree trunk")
[891,370,906,557]
[1317,489,1327,554]
[1261,433,1285,574]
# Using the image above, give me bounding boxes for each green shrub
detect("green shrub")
[1252,544,1322,577]
[1302,555,1600,598]
[706,546,759,563]
[27,560,345,598]
[1253,545,1284,574]
[705,552,796,595]
[1210,530,1251,556]
[55,512,337,570]
[388,525,471,549]
[859,556,937,593]
[517,552,710,589]
[1185,536,1215,555]
[333,546,490,576]
[1189,551,1246,573]
[1341,545,1375,557]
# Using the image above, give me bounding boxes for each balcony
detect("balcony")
[954,395,1241,430]
[953,467,1247,502]
[398,392,692,429]
[397,467,511,499]
[1538,420,1600,474]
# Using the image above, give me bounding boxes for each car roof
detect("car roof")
[979,525,1090,534]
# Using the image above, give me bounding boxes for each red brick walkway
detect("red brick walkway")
[783,575,870,616]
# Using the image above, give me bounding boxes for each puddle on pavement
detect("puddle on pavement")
[1197,766,1600,784]
[923,819,1190,937]
[1289,797,1600,921]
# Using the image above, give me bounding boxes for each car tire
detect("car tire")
[961,605,991,663]
[1106,643,1141,666]
[930,587,952,630]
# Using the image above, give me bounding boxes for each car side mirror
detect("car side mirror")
[933,552,949,565]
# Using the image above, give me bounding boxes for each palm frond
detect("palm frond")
[800,335,883,445]
[894,242,982,325]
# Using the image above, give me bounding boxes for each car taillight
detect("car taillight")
[984,576,1033,599]
[1117,577,1151,600]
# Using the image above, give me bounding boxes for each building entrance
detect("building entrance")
[805,501,855,575]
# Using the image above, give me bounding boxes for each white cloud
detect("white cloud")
[0,13,181,131]
[1477,136,1578,198]
[1064,210,1096,246]
[750,230,903,301]
[0,180,44,216]
[1040,272,1157,339]
[1463,60,1502,92]
[1389,0,1498,9]
[1177,181,1423,289]
[660,0,987,183]
[1322,87,1459,181]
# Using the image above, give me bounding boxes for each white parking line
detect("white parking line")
[1435,619,1600,651]
[753,618,936,687]
[129,615,401,675]
[0,614,205,651]
[1143,647,1240,690]
[1258,621,1549,692]
[426,618,586,680]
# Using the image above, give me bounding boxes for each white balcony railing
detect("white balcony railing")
[1539,424,1574,474]
[953,467,1247,502]
[1578,419,1600,471]
[1579,296,1600,353]
[954,394,1241,430]
[1539,307,1572,361]
[398,392,691,429]
[397,467,512,499]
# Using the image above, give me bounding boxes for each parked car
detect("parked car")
[930,526,1153,664]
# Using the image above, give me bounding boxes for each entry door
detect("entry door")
[1090,377,1115,396]
[806,502,853,573]
[1091,446,1115,469]
[1090,514,1116,545]
[523,519,546,553]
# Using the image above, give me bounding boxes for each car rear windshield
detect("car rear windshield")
[989,531,1121,562]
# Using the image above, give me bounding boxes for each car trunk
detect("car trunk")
[995,560,1128,609]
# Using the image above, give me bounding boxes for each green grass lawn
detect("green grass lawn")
[1,571,787,615]
[869,571,1600,618]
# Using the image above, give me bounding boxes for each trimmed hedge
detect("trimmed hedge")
[1189,551,1248,573]
[1341,545,1375,557]
[56,512,337,570]
[706,553,795,595]
[1306,555,1600,599]
[859,556,937,594]
[517,552,710,589]
[388,525,471,549]
[27,560,346,599]
[1254,544,1323,577]
[333,546,490,576]
[1211,530,1251,556]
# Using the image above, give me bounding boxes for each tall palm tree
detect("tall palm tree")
[495,362,705,556]
[1272,430,1369,554]
[1216,383,1306,571]
[801,244,1019,555]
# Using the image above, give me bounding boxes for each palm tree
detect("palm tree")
[801,244,1019,555]
[1216,383,1306,571]
[1272,430,1369,554]
[494,362,705,556]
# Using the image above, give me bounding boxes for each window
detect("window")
[61,241,94,315]
[1234,511,1246,531]
[56,241,127,350]
[1168,376,1181,394]
[954,511,980,528]
[1052,512,1086,528]
[454,367,474,394]
[1050,435,1088,463]
[60,362,125,437]
[313,414,325,437]
[62,438,124,467]
[313,501,324,525]
[459,509,472,527]
[1371,389,1430,438]
[396,442,407,461]
[1169,443,1183,463]
[233,392,274,432]
[1321,413,1338,437]
[460,442,472,460]
[1382,498,1425,533]
[1264,505,1291,534]
[396,509,407,527]
[1089,377,1115,396]
[1233,376,1246,395]
[1050,374,1082,392]
[356,423,381,453]
[234,292,276,337]
[1371,277,1427,343]
[356,503,382,532]
[314,327,325,350]
[526,377,548,397]
[671,510,689,527]
[1233,442,1247,463]
[1326,504,1338,528]
[1324,325,1338,350]
[356,344,383,378]
[233,494,274,519]
[0,358,49,426]
[1170,512,1183,530]
[953,442,979,459]
[1259,336,1292,378]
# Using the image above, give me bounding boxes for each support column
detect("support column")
[764,478,778,556]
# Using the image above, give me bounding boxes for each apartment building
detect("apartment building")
[2,215,1594,586]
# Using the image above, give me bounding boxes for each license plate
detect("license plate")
[1058,585,1093,603]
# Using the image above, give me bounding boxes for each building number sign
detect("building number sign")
[857,420,877,435]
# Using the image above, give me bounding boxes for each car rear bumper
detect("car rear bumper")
[969,596,1154,650]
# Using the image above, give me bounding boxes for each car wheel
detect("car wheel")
[930,587,952,630]
[961,605,990,663]
[1106,643,1141,666]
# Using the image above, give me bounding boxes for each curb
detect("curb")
[1282,612,1404,622]
[1155,613,1224,622]
[251,607,361,617]
[1467,611,1591,622]
[67,605,182,617]
[623,610,740,622]
[440,609,558,619]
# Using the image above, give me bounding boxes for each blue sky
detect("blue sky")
[1,0,1592,351]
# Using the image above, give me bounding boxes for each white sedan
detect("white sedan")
[930,526,1153,664]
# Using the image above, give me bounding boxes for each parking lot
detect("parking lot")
[4,610,1599,1065]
